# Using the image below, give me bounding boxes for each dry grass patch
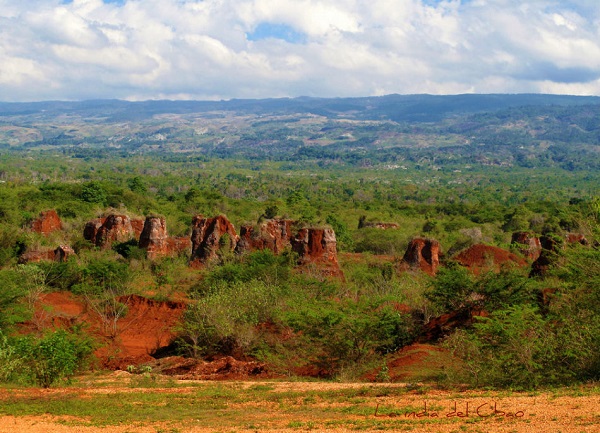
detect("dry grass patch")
[0,374,599,432]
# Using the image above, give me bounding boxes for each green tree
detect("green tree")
[127,176,147,194]
[81,181,107,205]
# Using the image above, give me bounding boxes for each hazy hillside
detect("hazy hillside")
[1,94,598,172]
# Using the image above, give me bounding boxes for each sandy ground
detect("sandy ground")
[1,380,599,433]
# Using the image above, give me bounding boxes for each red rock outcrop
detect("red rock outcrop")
[565,233,589,245]
[190,215,239,265]
[18,245,75,264]
[511,231,542,261]
[236,219,295,255]
[138,216,169,260]
[83,218,105,245]
[166,237,193,257]
[33,292,186,369]
[84,214,138,248]
[131,219,145,238]
[420,308,488,342]
[54,245,75,262]
[454,244,527,274]
[30,210,62,235]
[530,233,590,277]
[401,238,441,275]
[530,235,562,277]
[18,248,56,264]
[291,228,343,278]
[148,356,273,380]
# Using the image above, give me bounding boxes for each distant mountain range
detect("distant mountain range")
[1,94,599,123]
[1,94,599,172]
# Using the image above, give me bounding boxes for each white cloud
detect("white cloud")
[0,0,598,101]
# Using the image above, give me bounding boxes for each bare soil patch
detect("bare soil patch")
[0,375,598,433]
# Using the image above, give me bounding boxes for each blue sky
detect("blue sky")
[0,0,599,101]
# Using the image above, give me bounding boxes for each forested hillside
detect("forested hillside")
[0,95,598,388]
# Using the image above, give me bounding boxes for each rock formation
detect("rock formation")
[54,245,76,262]
[137,216,192,260]
[18,248,56,264]
[530,235,562,277]
[30,210,62,235]
[291,228,343,278]
[530,232,591,277]
[190,215,239,265]
[166,237,193,257]
[84,214,140,248]
[138,216,169,259]
[18,244,75,264]
[420,308,488,342]
[565,233,588,245]
[401,238,441,275]
[83,218,105,245]
[511,231,542,261]
[131,219,145,238]
[236,219,295,255]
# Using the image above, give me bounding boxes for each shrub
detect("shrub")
[444,305,548,388]
[178,280,283,357]
[11,329,94,387]
[0,332,21,382]
[280,299,415,376]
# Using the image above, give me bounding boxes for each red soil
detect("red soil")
[364,343,449,382]
[453,244,526,273]
[34,292,185,369]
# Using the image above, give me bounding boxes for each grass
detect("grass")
[0,375,599,431]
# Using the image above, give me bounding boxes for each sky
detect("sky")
[1,0,599,101]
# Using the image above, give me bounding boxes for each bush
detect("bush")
[113,239,147,260]
[10,329,94,387]
[0,332,21,382]
[178,280,283,357]
[0,268,29,329]
[353,228,407,255]
[280,299,415,376]
[194,249,292,293]
[426,264,533,313]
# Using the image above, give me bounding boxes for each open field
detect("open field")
[1,373,599,433]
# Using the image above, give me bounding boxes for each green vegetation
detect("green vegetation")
[0,96,598,389]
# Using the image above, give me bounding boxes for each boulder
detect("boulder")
[30,210,62,235]
[420,308,488,342]
[511,231,542,261]
[190,215,239,265]
[401,238,441,275]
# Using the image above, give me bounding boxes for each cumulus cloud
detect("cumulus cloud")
[0,0,599,101]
